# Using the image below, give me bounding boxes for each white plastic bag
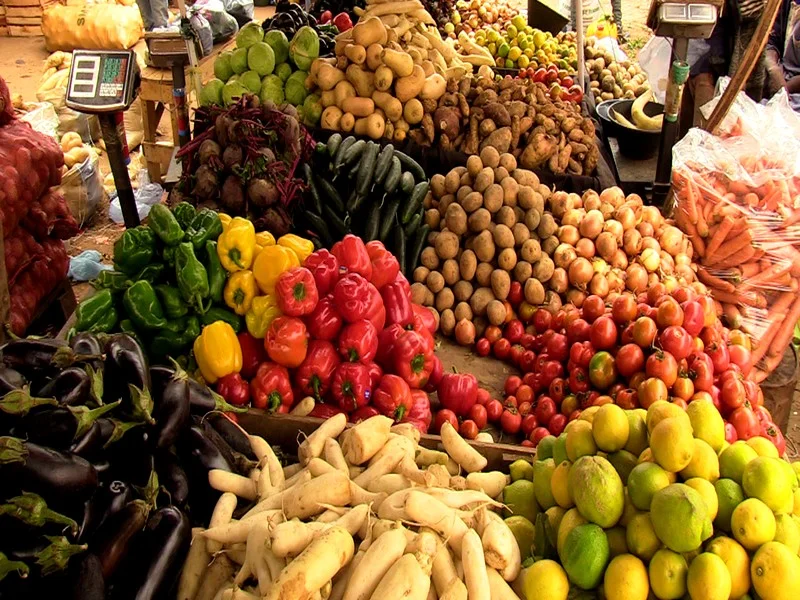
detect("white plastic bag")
[19,102,60,140]
[109,170,163,223]
[638,36,672,104]
[60,154,104,228]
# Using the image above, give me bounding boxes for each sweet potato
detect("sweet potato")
[480,127,512,154]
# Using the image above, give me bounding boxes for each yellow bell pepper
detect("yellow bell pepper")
[277,234,314,264]
[224,270,258,316]
[245,294,282,338]
[256,231,276,247]
[218,213,232,233]
[253,244,264,260]
[217,217,256,273]
[193,321,242,384]
[253,245,300,295]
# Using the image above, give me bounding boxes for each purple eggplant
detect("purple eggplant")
[1,338,72,379]
[79,480,133,544]
[90,500,150,579]
[206,412,256,459]
[19,402,119,450]
[67,552,105,600]
[103,335,153,424]
[155,451,189,507]
[0,366,25,395]
[34,366,93,407]
[150,370,190,450]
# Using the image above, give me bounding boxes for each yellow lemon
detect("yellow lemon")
[566,420,597,462]
[747,436,780,458]
[687,553,731,600]
[579,405,600,424]
[603,554,649,600]
[742,457,793,514]
[684,477,719,521]
[750,541,800,600]
[627,462,671,511]
[556,508,587,559]
[649,549,688,600]
[551,461,574,509]
[794,488,800,517]
[680,439,720,482]
[521,559,569,600]
[647,400,690,434]
[731,498,776,550]
[686,399,725,452]
[592,404,629,452]
[719,441,758,485]
[706,536,751,600]
[650,417,695,473]
[545,506,566,534]
[606,526,629,558]
[620,490,639,527]
[626,512,660,561]
[624,410,649,456]
[774,513,800,554]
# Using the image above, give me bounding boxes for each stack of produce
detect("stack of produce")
[177,413,526,600]
[202,21,324,122]
[448,0,519,36]
[0,76,78,335]
[210,235,443,434]
[411,76,599,176]
[0,333,245,597]
[36,50,72,100]
[172,96,315,233]
[59,131,98,174]
[262,0,339,57]
[299,134,430,273]
[516,65,583,105]
[500,401,800,600]
[585,37,650,103]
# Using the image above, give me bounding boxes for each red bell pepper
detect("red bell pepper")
[275,267,319,316]
[305,295,343,341]
[333,273,385,331]
[437,368,478,417]
[393,271,411,299]
[309,403,345,419]
[332,234,373,281]
[393,330,435,389]
[351,405,380,422]
[237,332,268,379]
[319,10,332,24]
[295,340,340,399]
[304,249,341,296]
[373,374,412,422]
[332,12,353,31]
[401,389,432,432]
[424,355,444,393]
[265,316,309,368]
[376,323,405,369]
[412,311,435,350]
[251,362,293,412]
[216,373,250,407]
[365,361,383,389]
[365,241,400,290]
[330,362,372,412]
[338,320,378,363]
[412,304,438,335]
[382,281,414,328]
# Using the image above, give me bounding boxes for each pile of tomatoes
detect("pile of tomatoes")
[475,283,785,453]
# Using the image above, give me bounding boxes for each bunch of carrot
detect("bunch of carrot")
[672,163,800,383]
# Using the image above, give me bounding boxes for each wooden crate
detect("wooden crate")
[2,0,60,35]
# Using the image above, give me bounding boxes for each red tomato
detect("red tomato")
[612,294,638,324]
[521,414,539,436]
[646,351,679,387]
[638,377,669,409]
[729,407,760,440]
[561,394,579,416]
[433,409,458,434]
[521,440,535,447]
[582,295,606,323]
[530,427,550,446]
[681,300,705,337]
[540,360,565,387]
[549,378,566,403]
[620,324,635,345]
[523,372,537,388]
[486,399,504,422]
[725,422,738,444]
[475,338,491,357]
[493,338,511,360]
[505,320,525,344]
[590,316,618,350]
[500,409,522,434]
[744,380,760,407]
[566,319,591,344]
[508,281,523,306]
[517,384,534,405]
[672,376,694,400]
[728,344,752,376]
[460,419,479,440]
[700,327,721,349]
[546,333,570,362]
[632,317,657,348]
[672,286,695,303]
[668,397,688,410]
[616,388,639,409]
[532,309,552,333]
[552,310,567,331]
[689,352,714,392]
[647,283,667,305]
[476,388,491,406]
[469,404,488,429]
[569,367,590,393]
[520,350,537,373]
[656,299,684,329]
[761,422,786,456]
[518,402,532,416]
[548,413,568,436]
[504,376,522,396]
[720,377,745,411]
[660,326,693,360]
[535,396,557,426]
[505,395,518,409]
[616,343,645,378]
[484,326,503,344]
[520,333,536,350]
[509,344,524,366]
[707,343,731,374]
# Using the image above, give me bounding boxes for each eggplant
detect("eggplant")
[105,428,154,488]
[19,402,119,450]
[9,535,88,577]
[186,377,244,414]
[148,364,175,400]
[68,553,105,600]
[70,332,104,357]
[91,500,150,579]
[114,506,190,600]
[103,334,151,423]
[177,422,234,474]
[206,412,256,459]
[79,480,134,543]
[71,418,142,460]
[1,338,71,379]
[150,370,190,450]
[0,491,79,541]
[199,418,257,475]
[34,366,93,406]
[155,451,189,507]
[0,366,25,395]
[0,438,98,513]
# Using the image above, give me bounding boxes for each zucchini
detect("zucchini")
[346,188,367,213]
[404,211,422,236]
[303,163,323,215]
[379,196,402,242]
[348,161,361,180]
[399,171,415,195]
[327,133,343,158]
[316,176,345,213]
[393,224,407,276]
[401,181,429,224]
[333,136,356,172]
[408,224,430,275]
[364,201,382,241]
[373,143,395,186]
[341,139,367,171]
[304,210,334,247]
[394,150,426,182]
[315,142,327,156]
[323,203,349,239]
[356,142,380,197]
[383,157,402,194]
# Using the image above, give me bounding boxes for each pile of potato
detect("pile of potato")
[179,414,523,600]
[59,131,96,173]
[410,74,601,176]
[585,37,650,103]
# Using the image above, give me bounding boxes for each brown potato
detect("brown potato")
[499,153,517,172]
[537,212,558,238]
[493,167,509,182]
[521,238,542,263]
[453,280,474,302]
[439,194,455,214]
[476,262,493,287]
[524,208,541,231]
[497,248,517,271]
[444,170,460,194]
[512,222,530,246]
[435,287,455,312]
[501,177,519,207]
[434,231,459,259]
[468,208,492,232]
[439,309,456,336]
[444,203,468,236]
[473,230,495,262]
[514,260,533,283]
[483,184,503,213]
[459,249,477,280]
[473,316,487,339]
[495,206,517,228]
[524,278,545,305]
[466,154,483,177]
[490,269,511,300]
[474,167,495,193]
[517,186,535,210]
[425,208,441,229]
[441,259,460,286]
[411,282,428,305]
[469,287,494,316]
[459,172,473,187]
[462,191,484,213]
[426,270,445,293]
[479,146,501,168]
[413,266,430,283]
[454,302,473,322]
[420,247,439,269]
[492,224,514,249]
[512,168,540,188]
[430,173,446,199]
[486,300,506,325]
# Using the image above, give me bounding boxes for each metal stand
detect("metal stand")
[99,113,140,228]
[171,60,192,149]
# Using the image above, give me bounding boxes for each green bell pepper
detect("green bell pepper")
[187,209,223,249]
[155,284,188,319]
[119,318,144,346]
[205,240,225,304]
[123,280,168,330]
[74,289,115,331]
[147,203,184,246]
[175,242,210,313]
[150,316,200,359]
[90,306,119,333]
[93,270,132,292]
[163,246,177,268]
[200,307,243,333]
[135,263,166,284]
[172,202,197,230]
[113,226,156,275]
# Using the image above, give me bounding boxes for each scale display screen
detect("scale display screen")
[66,50,138,112]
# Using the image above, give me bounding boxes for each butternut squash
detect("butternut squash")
[375,65,394,92]
[381,48,414,77]
[341,96,376,118]
[316,63,346,91]
[344,44,367,65]
[395,65,425,103]
[372,91,403,122]
[419,74,446,101]
[352,16,387,47]
[321,106,344,130]
[354,114,386,140]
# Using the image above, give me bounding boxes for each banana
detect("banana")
[631,89,663,131]
[613,109,638,129]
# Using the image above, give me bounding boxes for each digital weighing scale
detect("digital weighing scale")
[65,49,142,228]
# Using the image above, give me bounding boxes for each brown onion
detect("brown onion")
[600,186,625,207]
[626,193,644,208]
[675,264,695,282]
[454,318,476,345]
[568,257,593,288]
[637,222,654,238]
[583,191,601,211]
[675,253,692,267]
[610,248,629,270]
[603,219,624,243]
[589,272,610,297]
[642,237,661,252]
[607,269,626,292]
[550,191,572,219]
[623,229,643,255]
[599,201,615,220]
[576,237,596,259]
[595,231,619,261]
[569,192,582,209]
[554,243,578,269]
[566,287,586,307]
[647,273,660,288]
[626,263,648,292]
[659,225,685,256]
[615,206,637,231]
[640,247,660,272]
[660,251,675,274]
[550,267,569,293]
[558,225,581,246]
[641,205,662,226]
[562,208,583,227]
[544,290,562,314]
[580,210,604,239]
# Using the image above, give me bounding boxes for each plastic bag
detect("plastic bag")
[638,36,671,104]
[192,0,239,42]
[672,95,800,382]
[190,13,214,56]
[42,4,144,51]
[221,0,253,27]
[59,154,104,228]
[19,102,60,140]
[37,86,101,143]
[69,250,112,282]
[109,170,163,223]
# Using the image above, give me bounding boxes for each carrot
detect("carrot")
[679,174,699,224]
[697,268,736,294]
[710,289,767,309]
[743,192,760,207]
[752,368,769,383]
[704,216,735,259]
[722,303,742,329]
[740,262,793,291]
[767,291,800,358]
[704,231,754,266]
[740,261,761,279]
[749,291,795,366]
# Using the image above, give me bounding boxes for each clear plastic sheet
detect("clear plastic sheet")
[672,90,800,382]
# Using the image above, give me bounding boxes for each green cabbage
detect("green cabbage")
[275,62,293,83]
[264,30,290,65]
[236,22,264,49]
[213,52,234,82]
[260,74,285,105]
[230,47,249,75]
[200,79,225,106]
[284,70,308,106]
[222,81,249,106]
[302,93,322,126]
[239,70,262,95]
[248,42,276,77]
[289,26,319,72]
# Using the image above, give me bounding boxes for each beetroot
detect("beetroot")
[193,165,219,201]
[221,175,245,215]
[198,139,221,166]
[247,178,279,209]
[222,145,243,170]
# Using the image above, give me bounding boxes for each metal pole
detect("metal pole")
[172,63,191,148]
[575,0,584,92]
[100,113,140,228]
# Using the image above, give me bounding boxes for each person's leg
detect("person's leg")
[787,74,800,93]
[136,0,154,30]
[611,0,623,34]
[150,0,170,29]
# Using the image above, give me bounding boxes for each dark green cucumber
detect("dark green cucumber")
[394,150,426,182]
[373,144,395,186]
[327,133,343,157]
[401,181,430,224]
[333,136,356,172]
[304,210,333,247]
[323,203,349,238]
[379,196,402,242]
[347,188,367,213]
[393,225,407,276]
[315,142,327,155]
[399,171,415,195]
[341,139,367,171]
[383,157,402,194]
[348,161,361,180]
[364,201,382,241]
[404,211,423,236]
[303,163,323,214]
[408,224,430,275]
[356,142,380,197]
[316,176,345,213]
